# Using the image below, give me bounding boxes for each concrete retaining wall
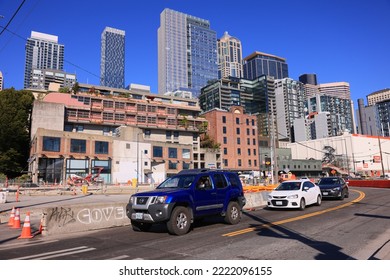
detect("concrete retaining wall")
[41,192,269,236]
[42,202,130,236]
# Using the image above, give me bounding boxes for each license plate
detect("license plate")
[323,192,328,195]
[135,213,143,219]
[276,201,283,205]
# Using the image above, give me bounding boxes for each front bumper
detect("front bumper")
[320,189,342,198]
[267,198,300,208]
[126,202,174,223]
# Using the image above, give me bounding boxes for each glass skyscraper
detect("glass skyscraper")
[243,51,288,80]
[100,27,125,89]
[158,8,218,98]
[24,31,64,89]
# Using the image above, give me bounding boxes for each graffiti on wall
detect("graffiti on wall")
[77,206,126,224]
[48,207,76,227]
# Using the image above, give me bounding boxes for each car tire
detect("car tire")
[339,189,345,200]
[131,221,152,232]
[167,206,191,235]
[224,201,241,225]
[299,198,306,210]
[345,190,349,198]
[316,195,322,206]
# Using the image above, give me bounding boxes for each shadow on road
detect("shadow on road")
[243,211,355,260]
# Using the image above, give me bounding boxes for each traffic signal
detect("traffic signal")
[265,157,271,166]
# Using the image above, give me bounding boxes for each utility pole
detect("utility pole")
[378,136,385,176]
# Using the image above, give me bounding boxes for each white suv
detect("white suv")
[267,179,322,210]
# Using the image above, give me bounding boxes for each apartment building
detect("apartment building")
[29,87,210,185]
[201,106,258,172]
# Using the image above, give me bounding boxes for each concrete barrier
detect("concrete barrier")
[40,191,269,236]
[42,202,130,236]
[243,191,269,210]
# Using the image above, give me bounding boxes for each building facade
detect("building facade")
[158,8,218,97]
[201,106,258,172]
[242,51,288,80]
[29,69,76,90]
[367,88,390,106]
[319,82,351,99]
[299,73,318,85]
[100,27,125,89]
[356,98,381,136]
[308,94,355,137]
[28,86,212,185]
[288,132,390,177]
[274,78,307,142]
[217,31,243,79]
[199,75,276,147]
[24,31,64,89]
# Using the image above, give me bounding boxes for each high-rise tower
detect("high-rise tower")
[217,31,243,78]
[24,31,64,89]
[158,8,218,97]
[243,51,288,80]
[100,27,125,89]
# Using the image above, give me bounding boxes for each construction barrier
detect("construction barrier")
[347,180,390,188]
[18,211,33,239]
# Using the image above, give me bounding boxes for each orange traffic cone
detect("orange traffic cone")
[11,208,21,229]
[7,207,15,227]
[18,211,33,239]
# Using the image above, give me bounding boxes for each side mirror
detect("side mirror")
[303,186,310,191]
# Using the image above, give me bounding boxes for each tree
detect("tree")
[0,88,34,178]
[197,122,220,151]
[59,87,71,93]
[72,82,80,94]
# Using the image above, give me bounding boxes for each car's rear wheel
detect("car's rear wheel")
[167,206,191,235]
[299,198,306,210]
[131,221,152,232]
[224,201,241,225]
[316,195,322,206]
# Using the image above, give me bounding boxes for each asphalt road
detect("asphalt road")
[0,187,389,260]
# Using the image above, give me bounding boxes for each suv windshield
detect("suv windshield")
[318,178,339,185]
[157,175,196,189]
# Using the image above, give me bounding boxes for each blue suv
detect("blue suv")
[126,169,246,235]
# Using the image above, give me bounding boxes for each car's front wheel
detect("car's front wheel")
[224,201,241,225]
[299,198,306,210]
[166,206,191,235]
[316,195,322,206]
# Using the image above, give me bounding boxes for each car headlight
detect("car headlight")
[332,187,341,191]
[154,196,167,204]
[268,195,273,200]
[130,196,136,204]
[287,194,299,199]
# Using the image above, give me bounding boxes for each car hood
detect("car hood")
[269,190,301,197]
[318,184,341,189]
[132,188,188,197]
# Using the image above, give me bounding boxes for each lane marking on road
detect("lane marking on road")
[0,239,59,250]
[108,255,130,260]
[11,246,96,260]
[223,189,365,237]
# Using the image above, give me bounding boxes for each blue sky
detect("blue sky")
[1,0,389,105]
